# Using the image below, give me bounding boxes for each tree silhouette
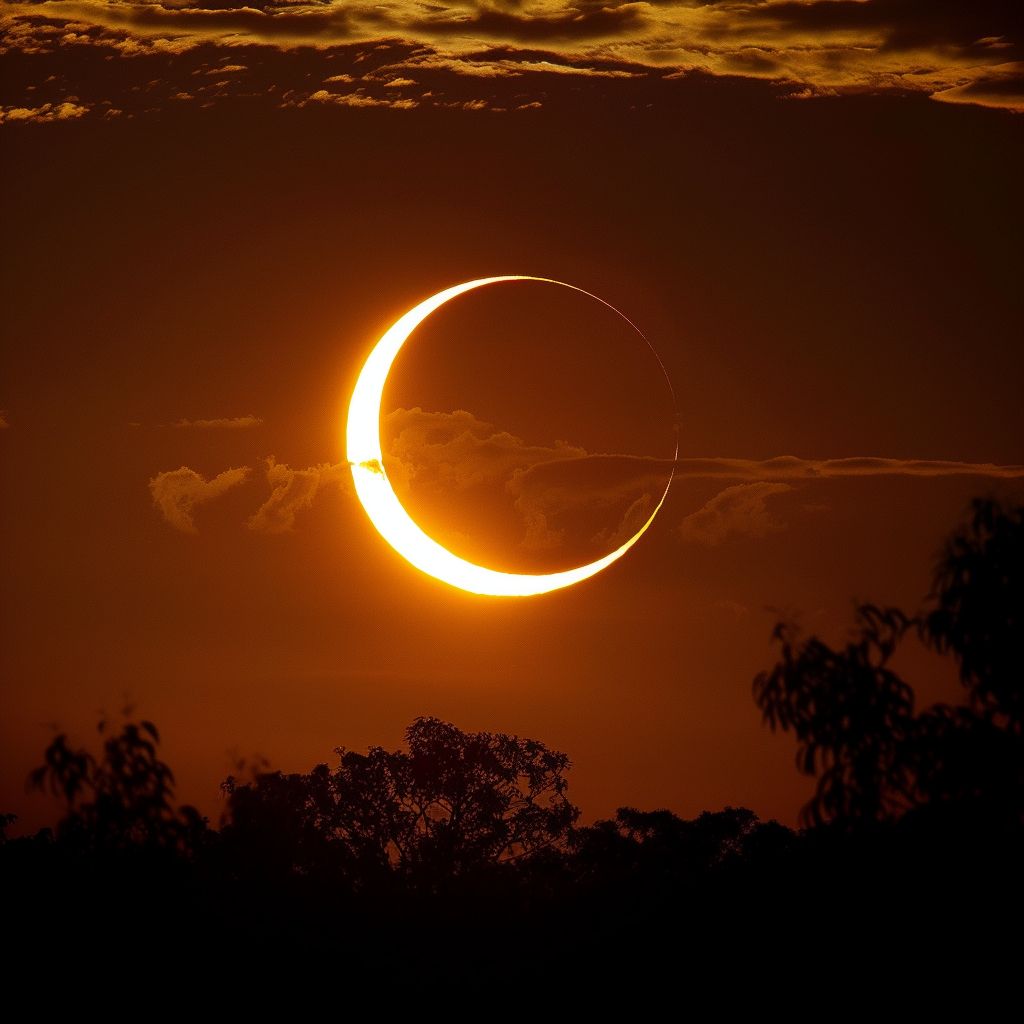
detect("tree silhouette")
[27,716,207,855]
[3,498,1021,997]
[571,805,779,883]
[753,604,916,826]
[754,498,1024,829]
[924,497,1024,731]
[221,715,579,887]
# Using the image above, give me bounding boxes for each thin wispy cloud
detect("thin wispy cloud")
[517,453,1024,486]
[146,440,1024,539]
[673,455,1024,481]
[678,483,794,547]
[145,409,1024,537]
[172,415,263,430]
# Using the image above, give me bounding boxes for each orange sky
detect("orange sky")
[2,1,1023,834]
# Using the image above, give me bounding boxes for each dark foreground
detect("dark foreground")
[4,498,1022,1003]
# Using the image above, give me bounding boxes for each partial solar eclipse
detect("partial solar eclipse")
[346,276,676,596]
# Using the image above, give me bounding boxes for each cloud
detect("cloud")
[149,465,250,534]
[762,0,1023,54]
[172,415,263,429]
[592,491,656,549]
[0,101,88,124]
[409,3,650,44]
[247,457,350,534]
[507,454,667,552]
[296,88,418,110]
[521,453,1024,483]
[383,407,588,494]
[381,407,661,554]
[372,49,644,80]
[678,482,794,546]
[932,67,1024,114]
[40,1,359,43]
[667,453,1024,547]
[143,406,1024,543]
[3,0,1022,117]
[483,448,1024,551]
[673,455,1024,480]
[384,410,1024,550]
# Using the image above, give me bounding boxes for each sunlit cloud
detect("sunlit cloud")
[173,415,263,429]
[370,51,644,80]
[147,410,1024,542]
[932,65,1024,114]
[3,0,1021,116]
[294,88,419,110]
[383,407,588,496]
[520,453,1024,484]
[678,482,794,547]
[149,465,250,534]
[247,457,350,534]
[672,455,1024,480]
[0,100,89,124]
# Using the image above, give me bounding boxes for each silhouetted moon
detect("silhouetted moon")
[346,276,676,596]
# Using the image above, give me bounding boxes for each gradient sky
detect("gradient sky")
[2,0,1022,834]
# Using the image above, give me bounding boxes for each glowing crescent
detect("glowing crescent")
[346,276,676,597]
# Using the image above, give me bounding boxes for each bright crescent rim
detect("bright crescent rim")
[346,276,677,597]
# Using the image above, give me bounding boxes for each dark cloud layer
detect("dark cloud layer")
[410,3,649,44]
[2,0,1022,118]
[766,0,1022,53]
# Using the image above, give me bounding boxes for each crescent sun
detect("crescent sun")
[346,276,677,597]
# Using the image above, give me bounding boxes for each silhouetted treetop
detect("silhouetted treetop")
[27,716,206,855]
[570,805,787,884]
[924,497,1024,731]
[754,605,916,826]
[4,498,1022,997]
[754,498,1024,829]
[221,716,579,885]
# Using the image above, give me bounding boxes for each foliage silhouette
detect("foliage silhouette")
[755,497,1024,829]
[2,496,1022,995]
[569,805,796,888]
[923,497,1024,730]
[27,715,207,855]
[220,715,579,888]
[753,604,916,826]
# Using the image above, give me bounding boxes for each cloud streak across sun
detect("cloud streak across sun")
[146,406,1024,541]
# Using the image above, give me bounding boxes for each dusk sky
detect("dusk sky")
[2,0,1022,835]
